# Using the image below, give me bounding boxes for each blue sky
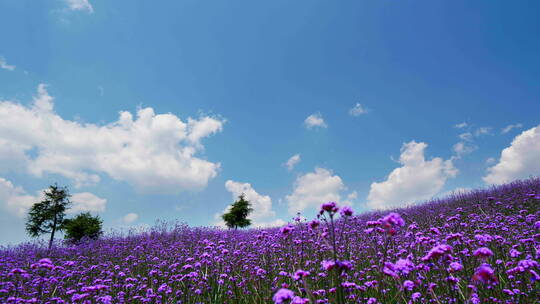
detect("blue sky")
[1,0,539,245]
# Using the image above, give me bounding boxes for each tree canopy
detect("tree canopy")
[26,184,72,249]
[221,193,253,229]
[63,212,103,243]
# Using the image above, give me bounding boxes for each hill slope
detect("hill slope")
[1,178,539,303]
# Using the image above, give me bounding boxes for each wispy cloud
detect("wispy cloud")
[501,123,523,134]
[474,127,492,137]
[453,141,477,157]
[122,213,139,224]
[458,132,473,142]
[348,103,368,116]
[304,113,327,129]
[285,154,301,171]
[65,0,94,13]
[454,122,467,129]
[453,125,491,158]
[0,56,15,71]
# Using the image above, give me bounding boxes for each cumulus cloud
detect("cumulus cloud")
[286,167,345,215]
[0,178,37,217]
[122,213,139,224]
[501,123,523,134]
[0,84,224,193]
[304,113,327,129]
[0,177,106,217]
[0,56,15,71]
[65,0,94,13]
[348,103,368,116]
[366,141,458,210]
[69,192,106,214]
[454,122,467,129]
[285,154,301,171]
[0,139,29,173]
[483,125,540,185]
[217,180,284,228]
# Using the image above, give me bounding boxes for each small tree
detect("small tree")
[63,212,103,243]
[26,184,71,249]
[222,193,253,230]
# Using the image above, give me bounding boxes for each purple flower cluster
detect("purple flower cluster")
[0,178,539,303]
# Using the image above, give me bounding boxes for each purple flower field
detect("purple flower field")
[1,178,539,303]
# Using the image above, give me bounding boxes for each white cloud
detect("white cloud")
[286,167,345,215]
[454,122,467,129]
[0,178,37,217]
[304,113,327,129]
[453,126,492,158]
[0,139,29,173]
[221,180,283,227]
[485,157,496,165]
[474,127,492,137]
[65,0,94,13]
[436,187,472,199]
[69,192,106,214]
[251,219,287,228]
[501,123,523,134]
[0,177,106,218]
[453,141,477,157]
[348,103,368,116]
[341,190,357,207]
[459,132,473,142]
[0,84,224,193]
[285,154,301,171]
[122,213,138,224]
[187,116,225,147]
[366,141,458,210]
[347,191,358,200]
[0,56,15,71]
[483,125,540,185]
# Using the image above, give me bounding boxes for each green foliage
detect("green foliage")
[25,184,71,249]
[221,193,253,229]
[62,212,103,243]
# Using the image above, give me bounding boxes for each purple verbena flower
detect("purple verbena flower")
[340,206,353,217]
[320,201,338,214]
[472,264,498,284]
[421,244,452,261]
[308,219,320,229]
[448,262,463,272]
[321,260,336,271]
[293,269,310,281]
[473,247,493,258]
[273,288,295,304]
[403,280,415,291]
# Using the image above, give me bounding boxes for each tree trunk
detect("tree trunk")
[48,215,57,250]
